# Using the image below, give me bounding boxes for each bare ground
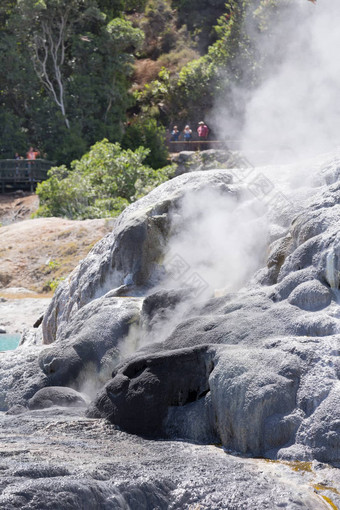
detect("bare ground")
[0,192,114,333]
[0,192,114,295]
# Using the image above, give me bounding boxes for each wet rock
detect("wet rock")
[85,176,340,460]
[28,387,88,410]
[12,464,70,478]
[296,383,340,463]
[0,296,142,411]
[1,407,335,510]
[0,345,47,411]
[92,343,301,456]
[5,154,340,470]
[208,347,301,456]
[139,288,193,343]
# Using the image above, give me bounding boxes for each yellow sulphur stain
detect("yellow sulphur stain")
[320,495,338,510]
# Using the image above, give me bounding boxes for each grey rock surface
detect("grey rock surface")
[0,345,47,410]
[101,345,213,438]
[28,386,88,410]
[42,170,235,344]
[3,155,340,506]
[172,149,238,176]
[39,295,142,396]
[287,279,332,310]
[0,407,339,510]
[88,157,340,464]
[0,296,142,410]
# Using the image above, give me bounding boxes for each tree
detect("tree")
[0,110,28,159]
[0,0,16,27]
[0,0,145,164]
[36,139,175,219]
[136,0,266,126]
[121,117,169,169]
[0,18,38,157]
[17,0,85,129]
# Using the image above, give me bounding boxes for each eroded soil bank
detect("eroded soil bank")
[0,192,114,334]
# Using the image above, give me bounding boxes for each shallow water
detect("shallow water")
[0,334,20,351]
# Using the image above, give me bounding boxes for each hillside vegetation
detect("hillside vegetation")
[1,0,299,218]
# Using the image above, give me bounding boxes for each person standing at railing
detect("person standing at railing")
[26,147,40,181]
[14,153,22,176]
[197,121,209,140]
[170,126,180,141]
[183,125,192,141]
[26,147,40,160]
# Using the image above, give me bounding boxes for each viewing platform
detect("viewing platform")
[0,159,54,193]
[167,140,231,153]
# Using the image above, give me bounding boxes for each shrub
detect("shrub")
[121,117,169,169]
[36,139,175,219]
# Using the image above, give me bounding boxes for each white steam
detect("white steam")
[162,187,269,296]
[130,185,269,347]
[94,1,340,357]
[216,0,340,165]
[244,0,340,162]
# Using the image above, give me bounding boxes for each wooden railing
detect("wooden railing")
[167,140,230,153]
[0,159,54,192]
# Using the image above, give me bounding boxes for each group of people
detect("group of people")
[170,121,209,142]
[14,147,40,160]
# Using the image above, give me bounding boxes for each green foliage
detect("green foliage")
[135,0,292,127]
[41,258,64,292]
[253,0,294,33]
[136,67,170,105]
[153,0,259,122]
[0,110,28,159]
[175,56,218,114]
[46,259,61,271]
[0,0,299,167]
[121,117,169,169]
[106,17,144,50]
[2,0,144,165]
[172,0,227,52]
[128,0,149,11]
[35,166,92,219]
[36,139,175,219]
[95,0,125,18]
[157,46,199,71]
[139,0,177,58]
[44,276,65,293]
[133,2,253,124]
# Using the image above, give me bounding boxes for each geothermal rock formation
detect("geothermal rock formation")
[2,153,340,507]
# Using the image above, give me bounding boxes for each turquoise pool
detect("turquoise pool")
[0,334,21,351]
